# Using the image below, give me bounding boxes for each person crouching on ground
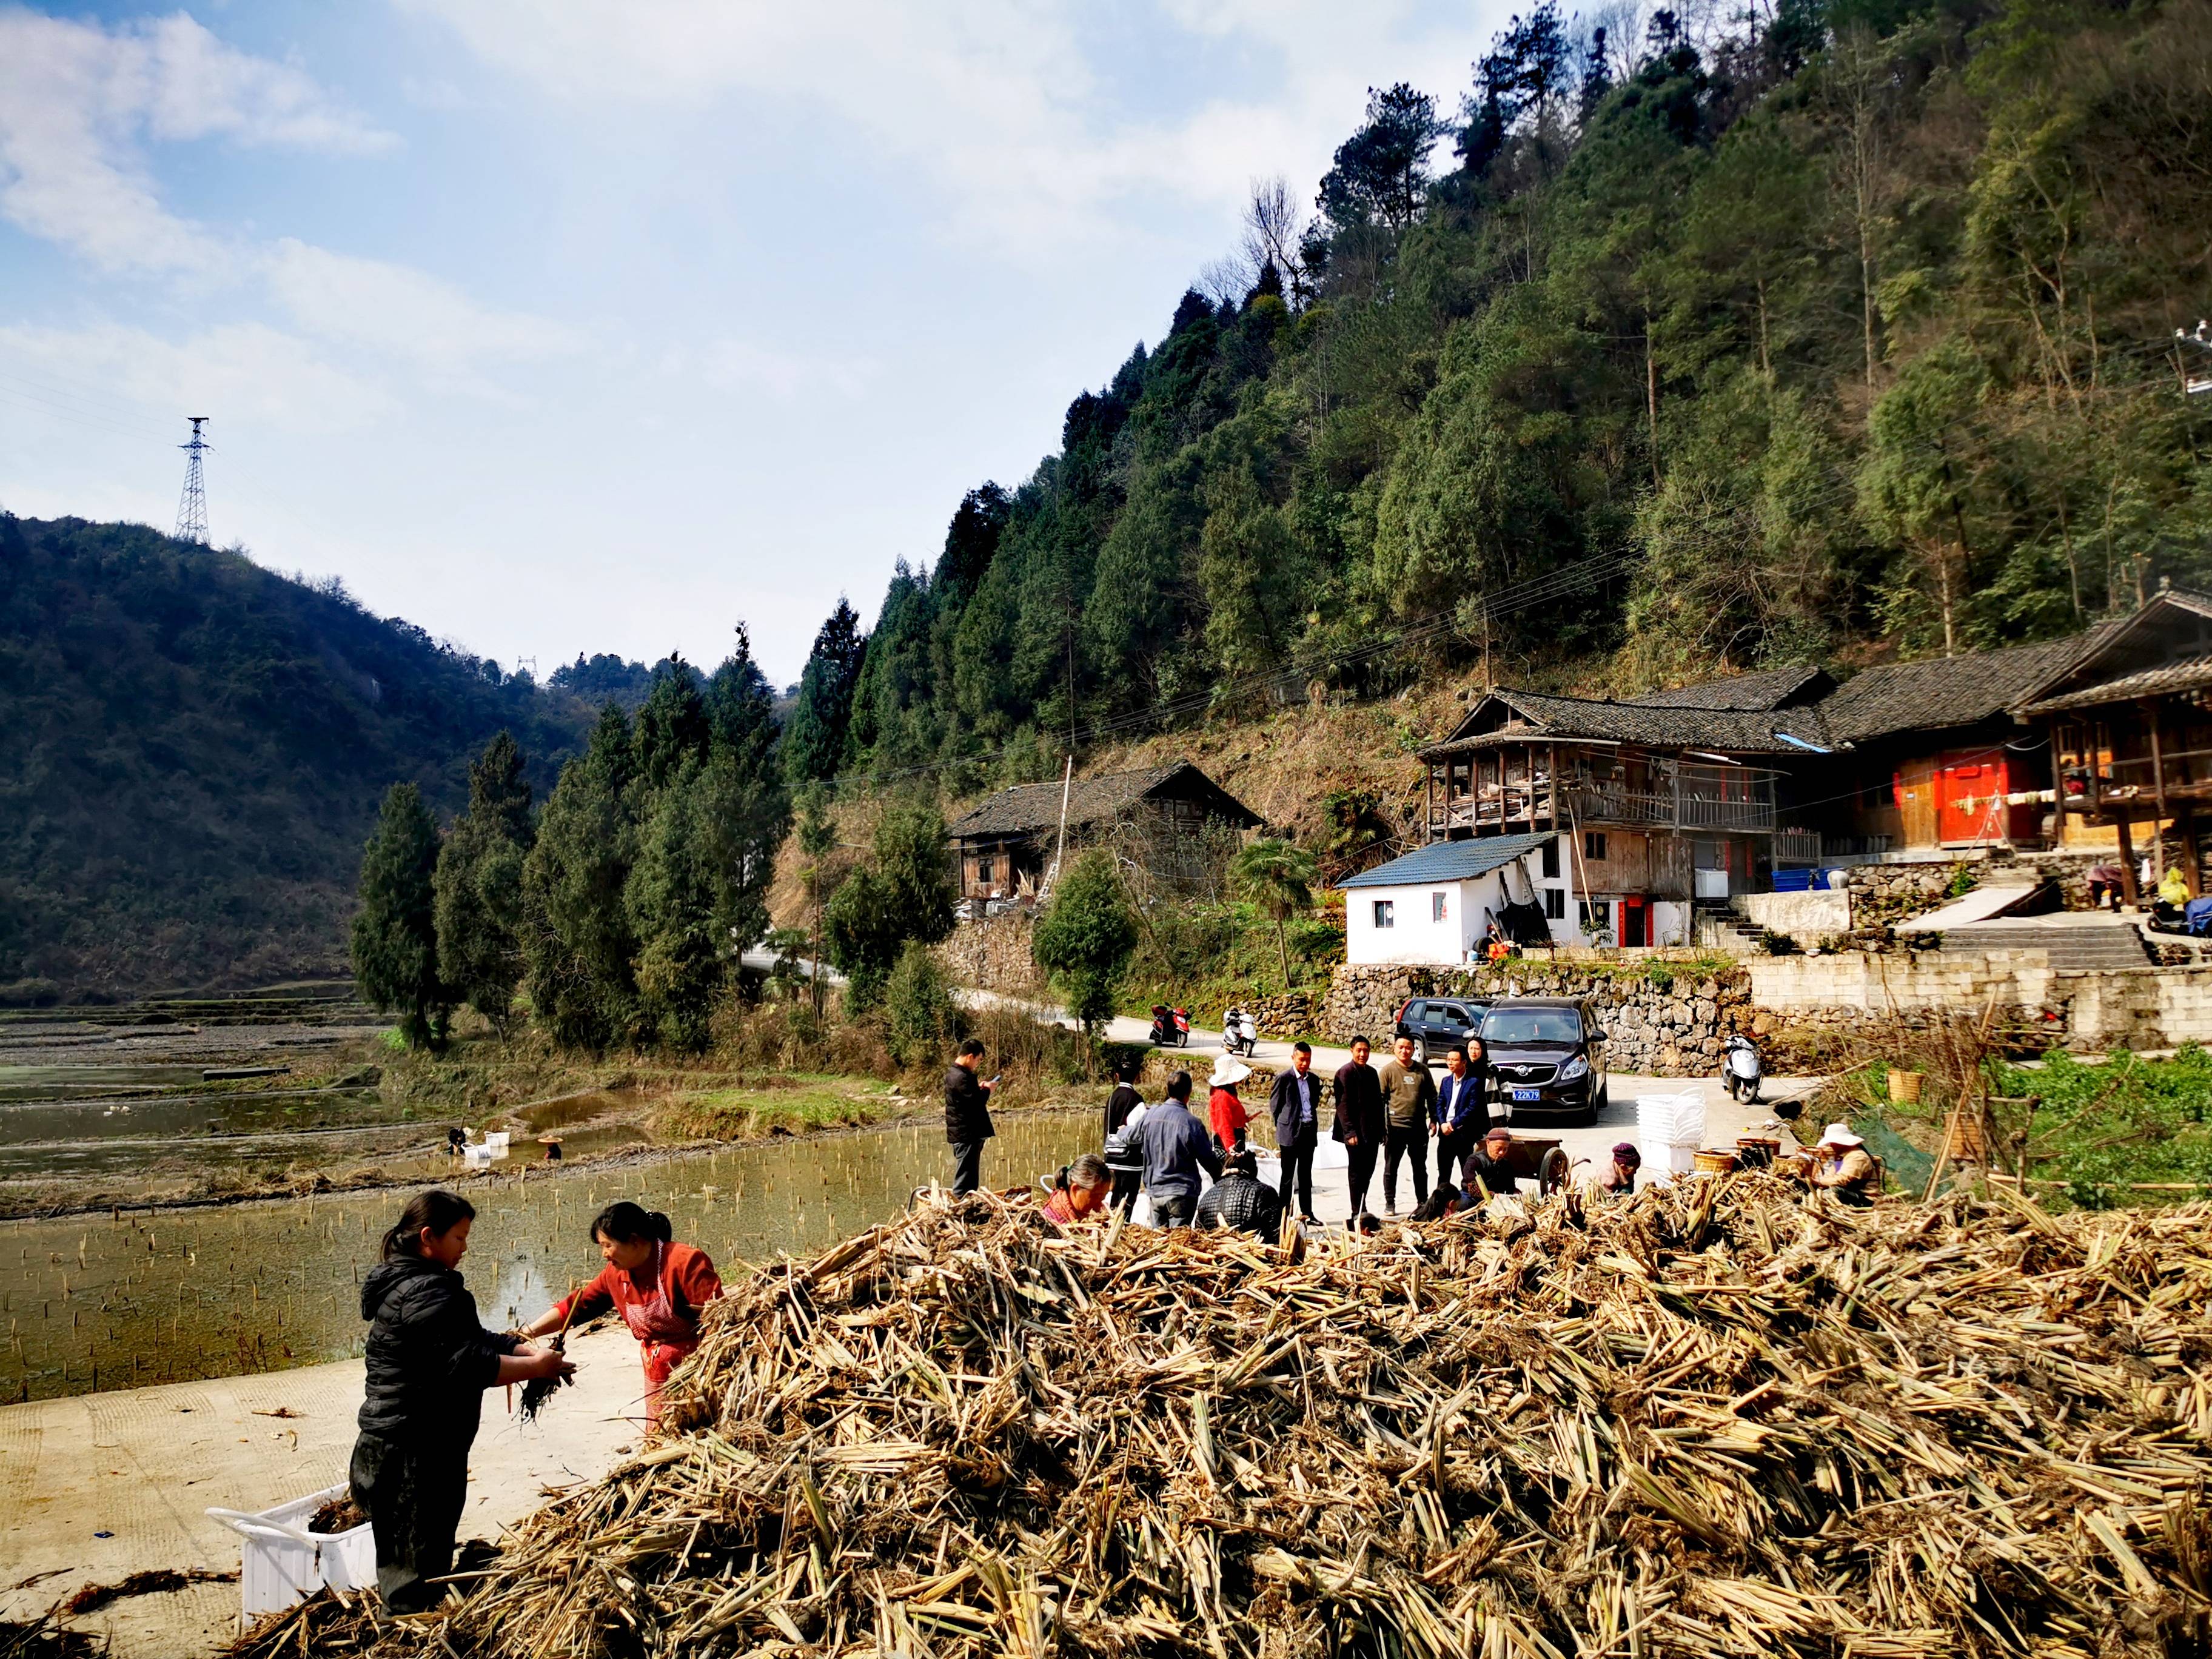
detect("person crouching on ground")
[1604,1142,1641,1195]
[943,1037,996,1196]
[1269,1041,1323,1226]
[520,1201,722,1429]
[1043,1153,1113,1223]
[352,1191,572,1613]
[1196,1146,1286,1239]
[1462,1125,1521,1199]
[1207,1054,1252,1154]
[1801,1123,1878,1205]
[1139,1070,1222,1228]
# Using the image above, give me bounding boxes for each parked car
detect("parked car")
[1478,998,1609,1126]
[1393,996,1492,1065]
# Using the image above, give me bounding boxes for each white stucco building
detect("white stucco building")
[1338,832,1691,965]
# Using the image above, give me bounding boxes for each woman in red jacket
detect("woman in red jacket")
[520,1202,720,1426]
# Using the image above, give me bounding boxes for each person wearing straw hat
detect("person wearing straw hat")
[1803,1124,1877,1205]
[1206,1053,1253,1155]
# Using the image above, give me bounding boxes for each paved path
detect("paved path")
[0,1323,645,1657]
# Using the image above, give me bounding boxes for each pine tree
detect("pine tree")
[521,703,638,1050]
[433,731,534,1036]
[632,657,712,791]
[1030,850,1138,1034]
[627,760,722,1050]
[351,782,451,1048]
[781,599,868,786]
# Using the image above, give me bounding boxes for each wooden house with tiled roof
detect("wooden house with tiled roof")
[945,762,1260,904]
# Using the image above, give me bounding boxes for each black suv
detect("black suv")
[1479,998,1610,1126]
[1393,996,1491,1065]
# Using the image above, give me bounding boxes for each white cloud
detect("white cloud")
[0,319,398,434]
[0,8,394,274]
[688,338,876,401]
[400,1,1486,255]
[264,240,585,378]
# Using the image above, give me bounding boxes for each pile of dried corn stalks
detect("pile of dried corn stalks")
[271,1178,2212,1657]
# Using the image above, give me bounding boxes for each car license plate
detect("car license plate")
[1512,1088,1542,1102]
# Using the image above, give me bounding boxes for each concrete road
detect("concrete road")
[0,1323,646,1657]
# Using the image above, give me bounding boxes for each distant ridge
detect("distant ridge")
[0,514,597,999]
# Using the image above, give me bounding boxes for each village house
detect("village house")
[945,761,1261,908]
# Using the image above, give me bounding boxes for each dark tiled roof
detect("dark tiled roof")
[2019,650,2212,714]
[1418,690,1831,760]
[1818,634,2107,744]
[1632,663,1832,711]
[1336,833,1557,890]
[947,762,1260,839]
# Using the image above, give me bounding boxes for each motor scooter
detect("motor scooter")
[1723,1033,1763,1104]
[1149,1004,1190,1047]
[1222,1007,1259,1058]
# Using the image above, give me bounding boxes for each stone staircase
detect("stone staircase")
[1931,914,2155,971]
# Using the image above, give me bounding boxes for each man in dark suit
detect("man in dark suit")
[1432,1041,1488,1191]
[943,1037,995,1195]
[1268,1041,1324,1226]
[1331,1036,1386,1221]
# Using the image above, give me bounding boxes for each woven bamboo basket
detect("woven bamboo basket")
[1888,1068,1924,1104]
[1692,1148,1740,1175]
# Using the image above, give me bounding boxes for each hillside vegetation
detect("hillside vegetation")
[771,0,2212,799]
[0,515,595,997]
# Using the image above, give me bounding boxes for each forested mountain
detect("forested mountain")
[782,0,2212,793]
[0,515,597,997]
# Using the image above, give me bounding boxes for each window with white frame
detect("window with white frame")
[1373,900,1396,929]
[1432,890,1448,922]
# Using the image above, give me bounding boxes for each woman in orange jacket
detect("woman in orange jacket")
[520,1202,720,1426]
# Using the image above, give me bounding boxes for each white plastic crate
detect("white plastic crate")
[206,1483,375,1616]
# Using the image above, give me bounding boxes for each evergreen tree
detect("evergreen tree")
[884,940,958,1067]
[1316,83,1449,232]
[699,622,789,952]
[1030,850,1138,1034]
[627,759,722,1050]
[1228,838,1319,992]
[432,731,534,1036]
[521,703,638,1050]
[351,782,451,1048]
[780,598,868,786]
[823,801,956,1007]
[794,783,838,1018]
[632,657,711,791]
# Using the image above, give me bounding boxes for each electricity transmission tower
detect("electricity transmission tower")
[175,417,210,543]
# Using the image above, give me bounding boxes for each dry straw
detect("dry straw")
[233,1178,2212,1657]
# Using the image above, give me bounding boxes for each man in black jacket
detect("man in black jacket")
[1269,1041,1324,1225]
[1331,1036,1386,1221]
[943,1037,995,1195]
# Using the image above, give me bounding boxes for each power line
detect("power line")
[175,417,210,545]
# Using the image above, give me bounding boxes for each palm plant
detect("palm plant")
[1228,837,1319,993]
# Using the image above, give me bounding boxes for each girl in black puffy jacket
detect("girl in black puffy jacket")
[350,1191,569,1612]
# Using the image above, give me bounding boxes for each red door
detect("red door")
[1620,897,1648,947]
[1936,753,2010,845]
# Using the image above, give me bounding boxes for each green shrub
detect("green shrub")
[885,942,960,1067]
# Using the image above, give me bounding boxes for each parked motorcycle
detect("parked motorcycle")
[1149,1004,1191,1047]
[1222,1007,1259,1058]
[1723,1033,1763,1104]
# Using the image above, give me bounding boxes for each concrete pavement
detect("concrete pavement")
[0,1322,646,1657]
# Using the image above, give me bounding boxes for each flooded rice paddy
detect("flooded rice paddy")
[0,1109,1095,1401]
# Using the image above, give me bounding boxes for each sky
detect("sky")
[0,2,1504,685]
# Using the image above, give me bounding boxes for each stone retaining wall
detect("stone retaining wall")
[1321,962,1757,1077]
[936,911,1042,997]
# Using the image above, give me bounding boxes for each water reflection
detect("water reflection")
[0,1110,1094,1401]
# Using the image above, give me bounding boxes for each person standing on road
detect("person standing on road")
[351,1191,572,1614]
[1102,1058,1147,1218]
[943,1038,996,1196]
[1332,1036,1386,1221]
[1206,1055,1252,1154]
[1269,1041,1323,1225]
[1139,1071,1222,1228]
[1377,1035,1438,1215]
[1432,1043,1487,1191]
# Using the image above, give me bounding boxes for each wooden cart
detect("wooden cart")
[1492,1134,1570,1195]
